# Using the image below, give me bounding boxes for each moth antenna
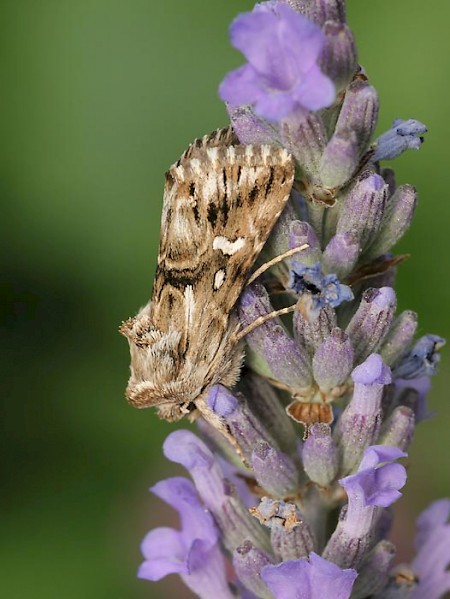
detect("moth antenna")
[233,304,298,343]
[246,243,309,286]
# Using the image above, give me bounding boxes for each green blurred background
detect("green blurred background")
[1,1,449,597]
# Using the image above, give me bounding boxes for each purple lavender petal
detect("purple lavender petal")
[164,428,271,555]
[139,527,187,579]
[262,552,357,598]
[340,445,407,508]
[410,500,450,599]
[139,477,233,598]
[219,4,335,120]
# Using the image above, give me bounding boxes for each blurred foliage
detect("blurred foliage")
[1,1,449,597]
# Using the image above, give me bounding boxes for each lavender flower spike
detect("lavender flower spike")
[219,3,335,120]
[139,477,234,599]
[128,2,449,597]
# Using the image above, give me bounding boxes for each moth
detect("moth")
[120,127,295,431]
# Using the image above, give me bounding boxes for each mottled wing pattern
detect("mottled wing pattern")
[151,133,294,332]
[122,128,294,417]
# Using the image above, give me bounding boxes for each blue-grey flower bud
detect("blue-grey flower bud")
[373,118,427,162]
[393,335,445,379]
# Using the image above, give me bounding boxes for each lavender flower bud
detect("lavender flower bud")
[379,406,415,452]
[239,284,312,390]
[289,220,322,266]
[242,374,298,455]
[280,113,327,181]
[294,304,337,356]
[312,328,354,392]
[320,22,357,92]
[351,540,396,599]
[251,442,300,497]
[303,423,339,486]
[322,231,360,279]
[319,128,360,190]
[336,354,392,474]
[373,118,427,162]
[227,104,277,145]
[367,184,417,259]
[336,172,388,251]
[379,310,418,368]
[320,81,379,188]
[287,0,346,25]
[346,287,397,364]
[233,541,274,599]
[208,385,279,464]
[265,199,300,259]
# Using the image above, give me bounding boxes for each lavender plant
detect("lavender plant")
[135,1,449,597]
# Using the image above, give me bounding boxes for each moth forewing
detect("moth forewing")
[121,128,295,425]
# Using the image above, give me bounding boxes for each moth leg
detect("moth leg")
[233,304,298,343]
[246,243,309,286]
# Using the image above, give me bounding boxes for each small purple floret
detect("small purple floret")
[340,445,407,508]
[219,3,335,121]
[373,118,427,161]
[288,262,353,315]
[393,334,445,379]
[262,552,357,599]
[352,353,392,386]
[410,499,450,599]
[138,477,232,599]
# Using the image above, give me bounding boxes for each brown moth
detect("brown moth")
[120,127,294,431]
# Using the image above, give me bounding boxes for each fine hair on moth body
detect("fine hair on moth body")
[121,127,300,441]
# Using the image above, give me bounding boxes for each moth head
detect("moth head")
[121,311,206,413]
